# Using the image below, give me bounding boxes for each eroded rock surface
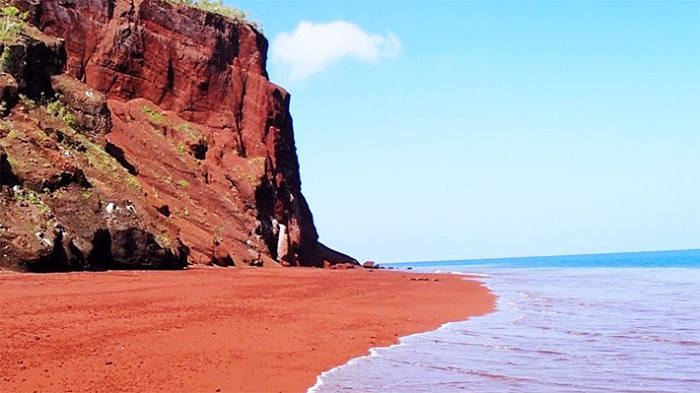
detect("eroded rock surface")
[0,0,355,271]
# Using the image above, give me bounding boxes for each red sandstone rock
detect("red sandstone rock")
[0,0,356,270]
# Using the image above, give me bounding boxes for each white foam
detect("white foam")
[453,271,491,277]
[307,292,497,392]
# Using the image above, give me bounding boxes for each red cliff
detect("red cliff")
[0,0,355,270]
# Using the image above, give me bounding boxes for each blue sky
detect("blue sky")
[229,0,700,263]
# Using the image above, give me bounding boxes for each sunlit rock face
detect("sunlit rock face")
[0,0,355,270]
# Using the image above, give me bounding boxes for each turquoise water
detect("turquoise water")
[387,249,700,269]
[310,249,700,393]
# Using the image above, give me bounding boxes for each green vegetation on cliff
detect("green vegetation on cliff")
[0,5,27,43]
[46,96,76,128]
[166,0,261,31]
[0,5,28,71]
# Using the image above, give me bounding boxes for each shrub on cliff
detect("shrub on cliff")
[45,95,76,128]
[0,5,27,43]
[167,0,261,31]
[0,5,28,72]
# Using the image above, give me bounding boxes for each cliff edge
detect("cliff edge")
[0,0,356,270]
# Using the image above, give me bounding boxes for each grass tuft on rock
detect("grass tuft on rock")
[141,105,166,125]
[46,96,76,128]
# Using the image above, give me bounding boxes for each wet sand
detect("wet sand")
[0,267,495,393]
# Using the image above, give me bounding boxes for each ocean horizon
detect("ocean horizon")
[383,248,700,268]
[311,249,700,393]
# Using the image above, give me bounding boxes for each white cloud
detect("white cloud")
[270,21,401,81]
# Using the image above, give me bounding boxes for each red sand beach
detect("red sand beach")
[0,268,495,393]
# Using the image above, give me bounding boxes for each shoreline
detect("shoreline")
[0,267,496,393]
[307,312,492,393]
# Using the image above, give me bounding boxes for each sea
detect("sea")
[309,249,700,393]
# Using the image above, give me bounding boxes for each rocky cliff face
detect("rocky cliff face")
[0,0,355,271]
